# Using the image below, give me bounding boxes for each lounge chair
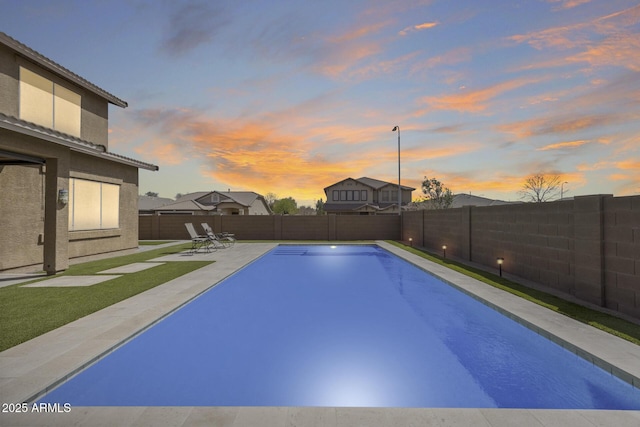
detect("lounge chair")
[185,223,214,253]
[201,223,236,248]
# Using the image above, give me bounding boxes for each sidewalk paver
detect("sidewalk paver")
[98,262,164,274]
[21,275,121,288]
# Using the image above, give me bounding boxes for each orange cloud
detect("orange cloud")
[314,20,391,78]
[568,33,640,71]
[419,77,544,113]
[510,4,640,71]
[498,114,622,138]
[537,140,589,150]
[410,47,472,76]
[399,21,439,36]
[616,159,640,170]
[547,0,592,11]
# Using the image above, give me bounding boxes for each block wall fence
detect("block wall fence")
[139,194,639,319]
[138,214,400,243]
[402,195,640,319]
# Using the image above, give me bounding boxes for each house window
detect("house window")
[340,190,347,201]
[333,190,339,201]
[361,190,367,201]
[391,190,398,202]
[381,191,389,202]
[353,190,360,201]
[347,190,353,201]
[20,67,81,137]
[68,178,119,230]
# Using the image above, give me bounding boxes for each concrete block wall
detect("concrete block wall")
[603,196,640,318]
[401,195,640,320]
[472,201,576,296]
[139,214,400,241]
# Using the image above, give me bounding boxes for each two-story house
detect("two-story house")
[0,32,157,274]
[323,177,415,215]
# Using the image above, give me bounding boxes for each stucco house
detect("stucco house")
[0,32,157,274]
[323,177,415,215]
[151,191,271,215]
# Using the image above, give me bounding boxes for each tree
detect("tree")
[272,197,298,214]
[264,192,278,209]
[175,193,184,200]
[315,198,325,215]
[144,191,159,197]
[519,174,561,203]
[420,177,453,209]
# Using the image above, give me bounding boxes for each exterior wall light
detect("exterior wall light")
[496,257,504,277]
[442,245,447,258]
[58,189,69,205]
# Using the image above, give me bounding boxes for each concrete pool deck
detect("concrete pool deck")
[1,241,639,426]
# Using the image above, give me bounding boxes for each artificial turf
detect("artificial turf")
[0,243,211,351]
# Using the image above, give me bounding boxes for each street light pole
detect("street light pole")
[561,181,568,200]
[392,126,401,216]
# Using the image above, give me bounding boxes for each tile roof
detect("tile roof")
[324,177,415,192]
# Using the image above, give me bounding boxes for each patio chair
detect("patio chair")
[201,223,236,248]
[185,223,214,253]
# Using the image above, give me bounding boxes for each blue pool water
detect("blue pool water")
[41,245,640,408]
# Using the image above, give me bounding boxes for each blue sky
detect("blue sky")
[2,0,639,205]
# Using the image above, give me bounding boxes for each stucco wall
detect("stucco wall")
[0,135,140,271]
[402,195,640,319]
[0,44,19,117]
[0,43,109,147]
[0,164,45,270]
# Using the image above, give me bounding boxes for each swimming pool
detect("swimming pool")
[40,245,640,408]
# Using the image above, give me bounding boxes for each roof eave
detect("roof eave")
[0,32,128,108]
[0,114,158,171]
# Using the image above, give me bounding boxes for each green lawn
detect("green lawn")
[0,243,211,351]
[388,241,640,346]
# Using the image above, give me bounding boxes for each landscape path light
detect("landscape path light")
[442,245,447,258]
[497,257,504,277]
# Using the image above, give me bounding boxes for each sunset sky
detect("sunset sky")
[2,0,639,206]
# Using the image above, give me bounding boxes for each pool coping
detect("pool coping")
[1,241,639,426]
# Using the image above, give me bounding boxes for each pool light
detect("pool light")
[330,245,337,249]
[442,245,447,258]
[496,257,504,277]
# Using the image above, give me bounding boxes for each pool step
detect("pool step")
[273,248,308,256]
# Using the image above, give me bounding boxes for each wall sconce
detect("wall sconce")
[496,257,504,277]
[58,189,69,205]
[409,237,413,247]
[442,245,447,258]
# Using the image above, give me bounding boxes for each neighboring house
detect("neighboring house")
[450,194,519,208]
[151,191,271,215]
[323,177,415,215]
[138,195,174,215]
[0,32,157,274]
